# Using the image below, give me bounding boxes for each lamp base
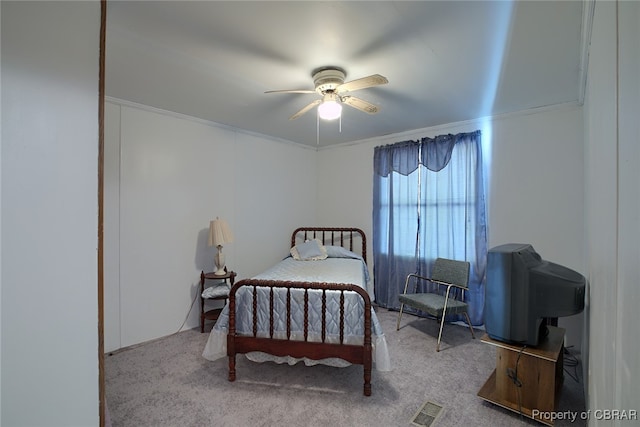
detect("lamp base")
[214,246,226,276]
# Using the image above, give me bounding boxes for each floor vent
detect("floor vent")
[410,400,443,427]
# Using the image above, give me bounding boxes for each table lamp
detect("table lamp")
[208,217,234,275]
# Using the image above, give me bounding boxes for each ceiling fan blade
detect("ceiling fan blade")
[289,99,322,120]
[335,74,388,93]
[342,96,380,114]
[265,89,316,94]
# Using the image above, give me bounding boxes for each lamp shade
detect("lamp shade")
[208,217,234,247]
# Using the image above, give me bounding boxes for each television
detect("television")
[484,243,585,347]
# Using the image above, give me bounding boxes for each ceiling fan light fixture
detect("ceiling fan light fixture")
[317,93,342,120]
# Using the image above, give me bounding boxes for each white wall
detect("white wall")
[317,105,586,348]
[1,2,100,426]
[584,1,640,424]
[104,101,317,351]
[615,1,640,419]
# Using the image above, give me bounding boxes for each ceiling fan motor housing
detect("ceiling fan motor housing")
[313,67,346,94]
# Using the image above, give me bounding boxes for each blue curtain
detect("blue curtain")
[372,130,487,325]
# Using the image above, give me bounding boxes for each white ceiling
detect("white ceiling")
[105,1,586,147]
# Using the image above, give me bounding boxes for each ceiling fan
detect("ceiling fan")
[265,66,388,121]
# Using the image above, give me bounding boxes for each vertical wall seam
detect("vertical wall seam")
[117,104,123,351]
[614,0,621,420]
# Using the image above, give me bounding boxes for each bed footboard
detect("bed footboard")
[227,279,373,396]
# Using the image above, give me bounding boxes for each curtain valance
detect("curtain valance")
[373,140,419,177]
[374,130,481,176]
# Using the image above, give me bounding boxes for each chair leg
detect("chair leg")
[396,303,405,331]
[436,313,447,352]
[463,312,476,339]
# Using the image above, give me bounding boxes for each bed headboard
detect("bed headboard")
[291,227,367,265]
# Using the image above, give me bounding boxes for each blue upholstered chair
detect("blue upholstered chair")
[396,258,475,351]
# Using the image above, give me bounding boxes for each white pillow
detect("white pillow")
[290,239,328,261]
[201,283,231,298]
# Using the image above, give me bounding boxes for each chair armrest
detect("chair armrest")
[403,275,468,299]
[431,279,468,291]
[432,280,469,302]
[403,273,436,294]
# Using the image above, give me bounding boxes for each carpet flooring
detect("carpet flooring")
[105,308,586,427]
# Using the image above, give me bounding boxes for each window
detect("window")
[372,131,487,325]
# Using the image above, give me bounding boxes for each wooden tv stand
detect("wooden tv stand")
[477,326,565,426]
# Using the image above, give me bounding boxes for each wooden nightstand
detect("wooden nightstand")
[200,269,236,333]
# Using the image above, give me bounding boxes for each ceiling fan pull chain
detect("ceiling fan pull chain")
[316,113,320,145]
